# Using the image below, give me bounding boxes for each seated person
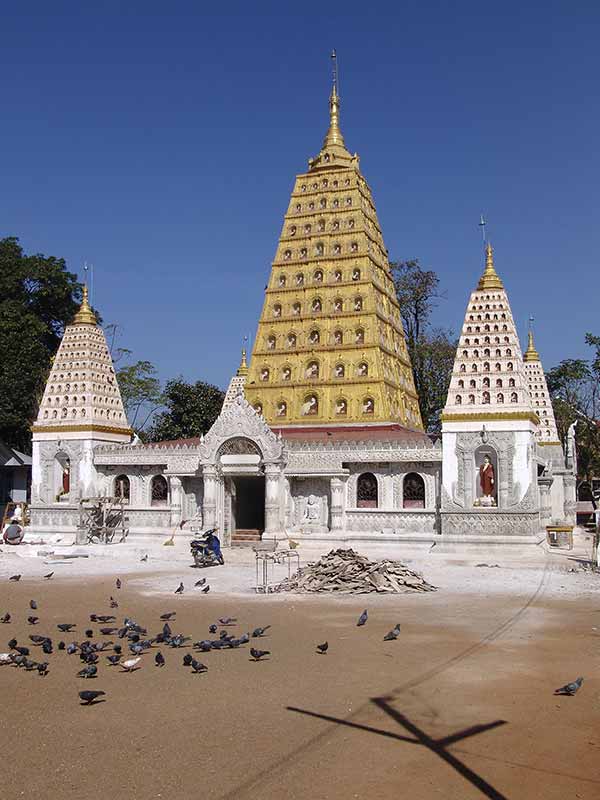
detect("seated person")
[202,529,224,565]
[3,519,24,546]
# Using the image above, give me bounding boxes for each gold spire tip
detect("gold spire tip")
[523,329,540,362]
[237,347,249,376]
[72,284,97,325]
[477,241,504,291]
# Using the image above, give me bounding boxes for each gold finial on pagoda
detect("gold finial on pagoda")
[72,285,97,325]
[322,50,346,150]
[237,347,249,376]
[477,242,504,291]
[523,329,540,362]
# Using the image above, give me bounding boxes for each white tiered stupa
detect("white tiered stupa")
[440,243,541,538]
[222,348,249,407]
[523,329,560,445]
[31,286,131,506]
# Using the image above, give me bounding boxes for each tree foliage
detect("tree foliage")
[390,259,456,432]
[116,360,164,433]
[0,237,82,452]
[547,334,600,481]
[147,378,225,442]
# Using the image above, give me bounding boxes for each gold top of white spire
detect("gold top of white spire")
[72,285,97,326]
[523,329,540,362]
[477,242,504,291]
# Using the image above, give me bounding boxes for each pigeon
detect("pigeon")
[27,617,39,625]
[219,617,237,625]
[190,659,207,673]
[113,645,122,655]
[357,610,368,627]
[237,632,250,645]
[58,641,66,651]
[250,648,270,661]
[116,578,122,589]
[0,613,10,624]
[8,638,18,650]
[140,554,148,562]
[110,599,118,609]
[106,654,121,666]
[29,634,48,645]
[383,624,401,641]
[96,615,116,623]
[57,623,76,632]
[14,646,30,656]
[162,622,172,639]
[42,640,53,656]
[208,624,218,634]
[182,654,193,666]
[29,600,38,610]
[37,662,49,676]
[155,651,165,667]
[0,653,14,665]
[554,677,584,696]
[84,653,99,665]
[85,630,94,639]
[316,641,329,655]
[160,612,176,621]
[195,640,212,652]
[194,578,206,588]
[252,626,271,638]
[67,643,79,655]
[43,572,54,580]
[120,657,141,672]
[9,575,21,582]
[78,665,98,679]
[201,585,210,594]
[99,627,118,636]
[79,690,105,705]
[24,659,39,671]
[174,582,184,595]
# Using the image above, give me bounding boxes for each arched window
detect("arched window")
[352,268,361,281]
[456,394,462,404]
[334,363,345,378]
[483,377,490,388]
[355,328,365,344]
[458,379,464,388]
[309,329,320,345]
[357,361,369,377]
[497,393,504,403]
[151,475,168,506]
[260,367,270,382]
[115,475,130,503]
[403,473,425,508]
[273,304,281,318]
[333,329,343,345]
[292,302,301,316]
[276,400,287,418]
[295,273,304,286]
[459,364,466,373]
[509,378,515,387]
[482,391,490,404]
[306,361,319,379]
[357,472,378,508]
[286,332,296,348]
[283,249,291,260]
[278,274,286,287]
[334,270,342,282]
[507,362,513,371]
[510,392,518,403]
[313,270,323,283]
[469,394,475,404]
[483,362,490,372]
[496,378,503,387]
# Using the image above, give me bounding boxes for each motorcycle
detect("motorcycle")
[190,528,225,568]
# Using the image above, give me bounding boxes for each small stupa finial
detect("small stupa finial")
[72,284,97,325]
[322,50,346,150]
[237,336,249,376]
[477,241,504,291]
[524,317,540,362]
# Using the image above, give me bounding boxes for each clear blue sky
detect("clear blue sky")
[2,2,598,390]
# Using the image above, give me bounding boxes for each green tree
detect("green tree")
[147,378,225,442]
[0,237,82,452]
[547,334,600,482]
[116,360,164,433]
[390,259,456,432]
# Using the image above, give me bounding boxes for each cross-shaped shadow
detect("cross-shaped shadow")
[288,697,508,800]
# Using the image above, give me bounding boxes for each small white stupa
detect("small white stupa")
[522,328,560,445]
[31,285,131,507]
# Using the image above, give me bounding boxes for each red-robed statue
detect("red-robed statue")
[479,455,495,498]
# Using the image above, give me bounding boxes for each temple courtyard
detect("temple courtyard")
[1,537,599,800]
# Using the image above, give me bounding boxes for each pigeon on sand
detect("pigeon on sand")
[79,690,106,705]
[554,677,584,696]
[357,610,368,627]
[120,657,141,672]
[316,641,329,655]
[250,647,270,661]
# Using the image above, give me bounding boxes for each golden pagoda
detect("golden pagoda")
[244,67,423,429]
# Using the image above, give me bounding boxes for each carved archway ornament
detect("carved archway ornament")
[199,391,286,467]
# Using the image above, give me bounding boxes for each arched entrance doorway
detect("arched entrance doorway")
[218,437,265,545]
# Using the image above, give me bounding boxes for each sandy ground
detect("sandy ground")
[1,535,599,800]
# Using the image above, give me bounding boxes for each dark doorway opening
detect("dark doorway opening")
[233,476,265,533]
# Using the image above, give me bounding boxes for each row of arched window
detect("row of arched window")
[470,302,505,311]
[282,241,359,260]
[42,407,124,420]
[299,177,352,192]
[461,348,513,358]
[355,472,425,509]
[293,196,353,213]
[465,324,509,334]
[114,474,168,505]
[455,392,519,405]
[266,328,365,349]
[287,218,355,237]
[272,296,365,317]
[457,377,516,389]
[459,362,515,373]
[259,360,369,382]
[254,394,375,418]
[277,268,362,287]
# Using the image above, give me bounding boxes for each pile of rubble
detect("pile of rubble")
[274,548,436,594]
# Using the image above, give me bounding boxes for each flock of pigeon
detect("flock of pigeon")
[1,572,584,704]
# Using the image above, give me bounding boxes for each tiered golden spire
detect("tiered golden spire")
[72,285,97,326]
[322,83,346,150]
[237,347,249,376]
[523,329,540,362]
[477,242,504,291]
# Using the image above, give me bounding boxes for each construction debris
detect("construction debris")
[274,548,436,594]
